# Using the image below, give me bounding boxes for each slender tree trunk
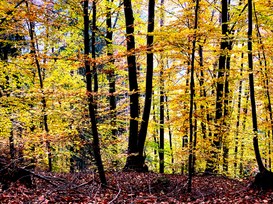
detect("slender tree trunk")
[9,119,15,160]
[159,67,164,173]
[254,4,273,171]
[234,47,244,176]
[198,45,207,141]
[206,0,229,173]
[223,47,231,173]
[138,0,155,160]
[26,1,52,171]
[166,95,174,173]
[247,0,264,172]
[83,0,107,185]
[92,0,98,94]
[158,0,165,174]
[248,0,273,189]
[188,0,199,193]
[239,89,249,176]
[106,0,117,141]
[152,97,159,170]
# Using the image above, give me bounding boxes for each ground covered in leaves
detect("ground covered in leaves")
[1,171,273,203]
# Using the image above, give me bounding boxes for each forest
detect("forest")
[1,0,273,202]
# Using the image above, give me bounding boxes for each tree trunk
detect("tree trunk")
[106,0,117,141]
[106,0,118,167]
[123,0,140,171]
[188,0,199,193]
[248,0,273,189]
[239,89,249,176]
[92,0,98,95]
[83,0,107,185]
[254,5,273,171]
[206,0,229,173]
[166,95,174,173]
[26,1,52,171]
[234,48,244,176]
[159,67,165,173]
[138,0,155,160]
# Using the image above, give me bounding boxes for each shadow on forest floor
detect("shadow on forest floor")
[0,171,273,203]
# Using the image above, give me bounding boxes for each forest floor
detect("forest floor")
[0,171,273,203]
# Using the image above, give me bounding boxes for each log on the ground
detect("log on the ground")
[0,157,32,190]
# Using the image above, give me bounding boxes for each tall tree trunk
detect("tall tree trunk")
[206,0,229,173]
[26,1,52,171]
[92,0,98,94]
[83,0,107,185]
[106,0,117,142]
[234,47,244,176]
[254,4,273,171]
[247,0,264,173]
[152,97,159,170]
[239,88,249,176]
[223,47,231,173]
[159,64,164,173]
[166,95,174,173]
[198,45,207,141]
[188,0,199,193]
[248,0,273,189]
[9,119,15,160]
[123,0,140,170]
[138,0,155,161]
[159,0,165,174]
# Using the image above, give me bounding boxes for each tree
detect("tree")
[106,0,117,141]
[159,0,165,174]
[138,0,155,159]
[205,0,230,173]
[83,0,106,185]
[124,0,155,171]
[26,1,52,171]
[123,0,140,170]
[247,0,273,189]
[188,0,199,193]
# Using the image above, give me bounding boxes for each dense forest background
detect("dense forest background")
[1,0,273,190]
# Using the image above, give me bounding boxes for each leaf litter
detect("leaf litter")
[0,171,273,203]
